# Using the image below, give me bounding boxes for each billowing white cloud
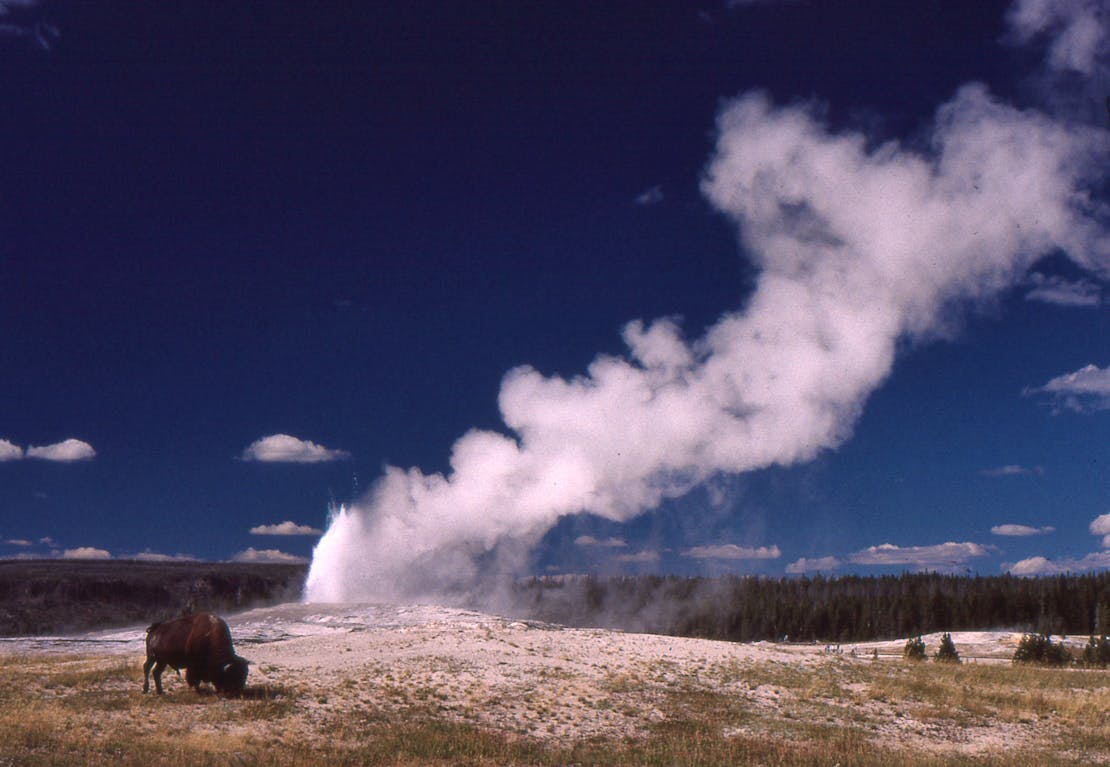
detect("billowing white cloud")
[1007,0,1108,76]
[682,544,781,560]
[980,464,1044,478]
[1024,273,1102,307]
[574,535,627,547]
[849,542,991,568]
[305,6,1110,603]
[785,556,841,574]
[62,547,111,560]
[991,524,1055,536]
[0,439,22,462]
[26,439,96,462]
[1026,364,1110,412]
[250,521,324,536]
[232,547,309,564]
[241,434,350,463]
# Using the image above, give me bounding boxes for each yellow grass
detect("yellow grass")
[0,651,1107,766]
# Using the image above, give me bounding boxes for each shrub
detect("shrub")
[1012,633,1071,666]
[934,632,960,663]
[1082,635,1110,668]
[903,635,926,661]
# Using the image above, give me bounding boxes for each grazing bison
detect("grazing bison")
[143,612,249,695]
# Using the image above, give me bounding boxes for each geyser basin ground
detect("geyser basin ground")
[3,602,1109,764]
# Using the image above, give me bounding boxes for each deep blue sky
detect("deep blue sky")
[2,0,1109,580]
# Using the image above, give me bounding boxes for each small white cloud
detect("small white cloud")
[1090,513,1110,537]
[62,546,111,560]
[1006,551,1110,576]
[1090,514,1110,547]
[132,552,174,562]
[0,439,23,461]
[1026,364,1110,412]
[131,551,199,562]
[26,438,96,462]
[250,521,324,536]
[1075,552,1110,571]
[1024,273,1101,307]
[1005,555,1066,576]
[682,544,781,560]
[849,541,991,568]
[0,552,39,561]
[4,539,32,547]
[38,536,54,546]
[615,550,660,564]
[574,535,627,548]
[231,547,309,564]
[991,524,1055,537]
[0,6,58,53]
[726,0,795,7]
[785,556,841,574]
[0,1,41,15]
[634,185,664,206]
[241,434,350,463]
[980,464,1043,478]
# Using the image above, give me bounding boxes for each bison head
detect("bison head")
[216,655,249,694]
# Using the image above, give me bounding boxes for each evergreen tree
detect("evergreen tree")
[934,632,960,663]
[1013,633,1071,666]
[903,635,926,661]
[1082,635,1110,668]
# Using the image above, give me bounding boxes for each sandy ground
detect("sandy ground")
[239,603,821,741]
[1,602,1098,757]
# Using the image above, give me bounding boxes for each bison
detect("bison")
[142,612,249,695]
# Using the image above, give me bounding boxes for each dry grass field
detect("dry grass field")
[1,605,1108,766]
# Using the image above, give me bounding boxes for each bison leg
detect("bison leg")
[142,657,154,693]
[185,666,201,690]
[151,661,168,695]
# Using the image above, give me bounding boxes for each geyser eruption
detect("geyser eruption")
[306,7,1110,604]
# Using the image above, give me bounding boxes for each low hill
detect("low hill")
[0,559,307,636]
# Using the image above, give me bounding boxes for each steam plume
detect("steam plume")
[306,18,1109,604]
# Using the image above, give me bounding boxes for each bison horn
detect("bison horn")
[222,662,233,672]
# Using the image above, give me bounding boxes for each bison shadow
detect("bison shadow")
[153,682,293,702]
[237,683,293,701]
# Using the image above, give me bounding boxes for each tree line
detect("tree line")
[509,571,1110,643]
[0,560,307,636]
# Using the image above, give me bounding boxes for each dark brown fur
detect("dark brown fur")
[142,612,248,695]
